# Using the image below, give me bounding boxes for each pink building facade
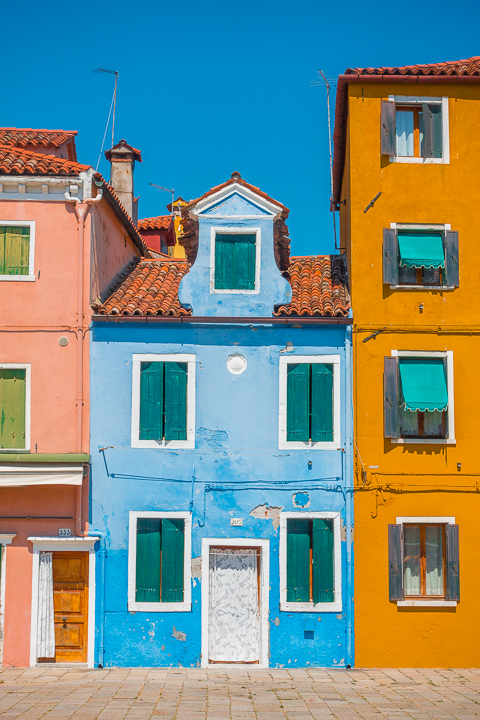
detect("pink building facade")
[0,131,145,667]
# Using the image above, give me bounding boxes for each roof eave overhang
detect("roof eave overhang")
[331,73,480,208]
[92,314,353,325]
[94,176,148,255]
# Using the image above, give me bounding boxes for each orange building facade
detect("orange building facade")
[333,57,480,666]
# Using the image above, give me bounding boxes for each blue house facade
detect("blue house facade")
[89,173,354,668]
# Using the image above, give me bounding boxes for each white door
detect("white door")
[208,548,260,663]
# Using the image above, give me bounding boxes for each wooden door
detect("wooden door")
[52,552,88,662]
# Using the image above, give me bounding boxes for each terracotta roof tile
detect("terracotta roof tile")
[346,56,480,77]
[98,258,191,316]
[0,144,89,176]
[275,255,350,317]
[138,215,174,231]
[0,128,77,148]
[105,140,142,163]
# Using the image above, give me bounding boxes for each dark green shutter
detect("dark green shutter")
[384,357,399,439]
[311,364,334,442]
[215,234,234,289]
[136,518,161,602]
[312,519,334,603]
[161,518,185,602]
[445,524,460,601]
[286,518,310,602]
[388,524,403,601]
[0,369,26,449]
[0,227,30,276]
[445,231,459,287]
[214,234,255,290]
[139,362,164,440]
[381,100,396,155]
[164,362,187,441]
[287,363,310,442]
[383,228,399,285]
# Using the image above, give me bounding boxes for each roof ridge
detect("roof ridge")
[0,143,89,169]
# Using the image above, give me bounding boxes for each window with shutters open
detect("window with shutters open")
[383,224,458,289]
[132,354,196,449]
[128,511,192,612]
[279,355,340,449]
[381,96,449,164]
[0,364,30,451]
[280,512,342,612]
[388,519,459,606]
[211,229,260,293]
[0,222,35,280]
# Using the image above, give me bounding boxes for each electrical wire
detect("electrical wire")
[96,86,115,172]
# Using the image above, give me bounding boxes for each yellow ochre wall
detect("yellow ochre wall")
[342,81,480,667]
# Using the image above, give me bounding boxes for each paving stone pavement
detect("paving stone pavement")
[0,667,479,720]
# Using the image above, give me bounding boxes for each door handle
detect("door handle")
[62,616,67,629]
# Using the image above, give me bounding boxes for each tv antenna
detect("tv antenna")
[312,69,338,249]
[93,68,119,170]
[151,183,175,214]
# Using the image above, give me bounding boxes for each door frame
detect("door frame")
[0,535,16,666]
[201,537,269,669]
[28,537,96,668]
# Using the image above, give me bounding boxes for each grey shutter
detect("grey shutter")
[422,103,434,158]
[445,231,459,287]
[381,100,396,155]
[384,357,399,439]
[388,524,403,601]
[445,524,460,601]
[383,228,398,285]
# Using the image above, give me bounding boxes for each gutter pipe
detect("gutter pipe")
[86,529,106,667]
[344,324,354,668]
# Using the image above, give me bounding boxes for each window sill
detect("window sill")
[0,275,35,282]
[389,285,455,291]
[391,438,455,445]
[210,288,259,295]
[131,439,194,450]
[388,156,447,165]
[280,600,342,613]
[278,442,341,451]
[397,600,457,607]
[128,601,191,613]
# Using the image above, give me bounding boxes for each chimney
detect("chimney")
[105,139,142,224]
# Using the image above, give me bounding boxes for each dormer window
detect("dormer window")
[212,230,259,293]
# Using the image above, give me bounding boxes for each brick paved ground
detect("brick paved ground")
[0,667,479,720]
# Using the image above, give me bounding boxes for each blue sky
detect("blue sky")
[2,0,479,255]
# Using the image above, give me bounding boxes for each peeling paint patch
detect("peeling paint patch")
[341,519,346,542]
[273,617,280,626]
[292,491,310,508]
[191,556,202,579]
[172,627,187,642]
[197,427,228,448]
[250,503,283,530]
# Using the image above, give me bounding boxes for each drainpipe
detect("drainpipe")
[344,324,354,668]
[86,529,106,668]
[64,189,103,453]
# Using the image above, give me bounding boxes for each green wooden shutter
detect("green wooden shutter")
[311,363,334,442]
[161,518,185,602]
[0,369,26,449]
[286,518,311,602]
[139,362,164,440]
[388,524,403,601]
[234,234,256,290]
[286,363,310,442]
[136,518,161,602]
[214,234,235,289]
[164,362,188,441]
[4,227,30,276]
[312,519,334,603]
[0,227,5,274]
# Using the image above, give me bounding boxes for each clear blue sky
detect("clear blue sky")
[2,0,478,255]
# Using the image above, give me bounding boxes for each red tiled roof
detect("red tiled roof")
[0,144,89,176]
[332,56,480,206]
[346,56,480,77]
[98,258,191,316]
[0,128,77,148]
[138,215,174,231]
[275,255,350,317]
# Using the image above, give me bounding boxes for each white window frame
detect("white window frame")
[389,223,453,290]
[395,517,457,608]
[0,220,35,281]
[279,354,341,450]
[0,363,31,451]
[128,511,192,613]
[279,512,342,613]
[391,350,454,445]
[209,226,261,295]
[388,96,450,165]
[0,535,16,666]
[131,354,195,449]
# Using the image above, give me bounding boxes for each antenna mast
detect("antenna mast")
[150,183,176,214]
[93,68,119,171]
[313,70,338,250]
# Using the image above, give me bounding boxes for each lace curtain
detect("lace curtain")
[209,548,259,663]
[37,551,55,658]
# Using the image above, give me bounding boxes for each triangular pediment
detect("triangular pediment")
[200,191,270,217]
[193,181,283,219]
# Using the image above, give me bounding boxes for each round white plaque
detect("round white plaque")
[227,354,247,375]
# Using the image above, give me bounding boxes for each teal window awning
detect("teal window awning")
[398,232,445,269]
[399,358,448,412]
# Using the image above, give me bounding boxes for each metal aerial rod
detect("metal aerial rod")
[150,183,175,214]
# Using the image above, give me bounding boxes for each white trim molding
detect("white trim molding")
[128,511,192,613]
[0,220,35,281]
[209,226,261,295]
[0,363,31,451]
[279,354,341,450]
[388,96,449,164]
[28,536,96,668]
[201,537,270,668]
[391,350,455,444]
[131,353,196,449]
[193,183,283,220]
[396,517,455,525]
[279,512,342,613]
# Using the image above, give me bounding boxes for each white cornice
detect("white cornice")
[193,182,284,219]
